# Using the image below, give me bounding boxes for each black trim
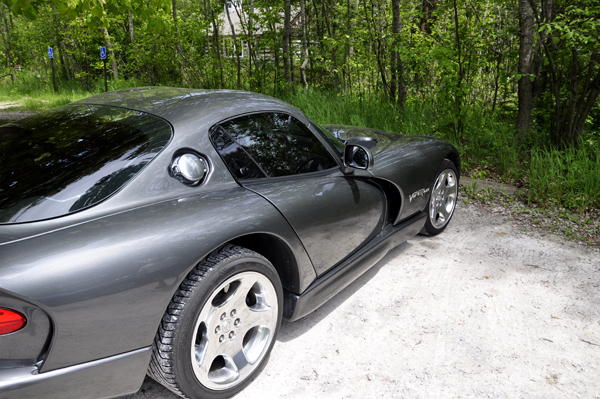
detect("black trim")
[306,121,345,166]
[283,211,426,321]
[240,167,340,185]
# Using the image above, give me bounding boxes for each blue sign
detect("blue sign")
[100,46,107,60]
[48,48,53,58]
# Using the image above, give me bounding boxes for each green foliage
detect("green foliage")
[0,0,599,212]
[2,0,171,28]
[533,0,600,146]
[0,70,141,109]
[528,143,600,211]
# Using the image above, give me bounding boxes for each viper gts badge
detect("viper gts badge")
[409,187,430,202]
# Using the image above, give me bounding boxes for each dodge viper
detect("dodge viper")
[0,87,459,399]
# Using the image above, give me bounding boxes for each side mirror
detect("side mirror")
[343,143,374,172]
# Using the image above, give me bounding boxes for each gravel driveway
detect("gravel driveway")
[125,201,600,399]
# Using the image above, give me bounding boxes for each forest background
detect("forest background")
[0,0,599,214]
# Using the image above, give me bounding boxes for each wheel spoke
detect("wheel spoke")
[230,275,259,310]
[440,206,450,221]
[446,172,456,188]
[429,203,437,220]
[446,193,456,208]
[241,307,274,334]
[194,321,223,372]
[207,353,240,385]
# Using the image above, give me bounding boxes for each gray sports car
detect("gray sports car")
[0,87,459,399]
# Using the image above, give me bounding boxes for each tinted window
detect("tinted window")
[210,126,267,180]
[215,113,337,179]
[0,105,172,223]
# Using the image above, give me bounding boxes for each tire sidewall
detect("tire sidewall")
[173,255,283,399]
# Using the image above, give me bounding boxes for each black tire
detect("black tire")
[421,159,459,236]
[148,244,283,399]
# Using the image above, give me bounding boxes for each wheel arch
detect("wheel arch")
[228,233,301,294]
[445,151,461,180]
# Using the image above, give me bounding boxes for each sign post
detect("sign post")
[48,48,57,94]
[100,46,107,92]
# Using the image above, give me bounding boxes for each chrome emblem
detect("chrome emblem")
[409,188,430,202]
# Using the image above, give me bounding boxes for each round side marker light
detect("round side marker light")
[0,308,26,335]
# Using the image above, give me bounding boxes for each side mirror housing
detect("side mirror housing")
[343,143,374,173]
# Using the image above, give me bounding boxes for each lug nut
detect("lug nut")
[215,326,221,334]
[229,331,235,339]
[230,309,236,317]
[219,335,225,343]
[234,318,241,327]
[220,312,226,321]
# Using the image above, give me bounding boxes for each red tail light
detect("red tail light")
[0,308,26,335]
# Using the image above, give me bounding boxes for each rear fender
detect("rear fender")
[0,187,313,373]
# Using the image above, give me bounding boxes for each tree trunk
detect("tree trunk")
[225,4,241,89]
[7,5,13,29]
[362,0,387,98]
[0,7,10,68]
[300,0,309,90]
[323,0,339,90]
[102,27,118,78]
[234,1,255,88]
[129,11,135,43]
[283,0,291,84]
[452,0,464,138]
[61,41,71,80]
[491,51,502,112]
[420,0,435,34]
[208,3,223,87]
[391,0,405,106]
[390,0,398,102]
[172,0,186,85]
[266,8,280,89]
[572,63,600,143]
[515,0,534,140]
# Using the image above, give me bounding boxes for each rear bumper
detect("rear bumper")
[0,347,151,399]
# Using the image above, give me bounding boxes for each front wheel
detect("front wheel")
[148,245,283,399]
[422,159,459,236]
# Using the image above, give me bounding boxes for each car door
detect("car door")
[210,112,385,276]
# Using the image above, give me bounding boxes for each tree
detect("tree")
[534,0,600,146]
[515,0,535,140]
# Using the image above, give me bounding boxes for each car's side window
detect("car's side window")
[210,125,267,180]
[212,113,338,179]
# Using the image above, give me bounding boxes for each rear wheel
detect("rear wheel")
[148,245,282,399]
[422,159,459,236]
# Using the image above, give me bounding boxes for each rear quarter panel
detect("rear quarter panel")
[0,188,312,372]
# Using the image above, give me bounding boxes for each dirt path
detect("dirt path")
[126,201,600,399]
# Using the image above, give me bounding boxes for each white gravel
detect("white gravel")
[125,201,600,399]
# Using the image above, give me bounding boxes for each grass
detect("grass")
[528,145,600,211]
[280,89,600,213]
[1,78,599,213]
[0,72,141,110]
